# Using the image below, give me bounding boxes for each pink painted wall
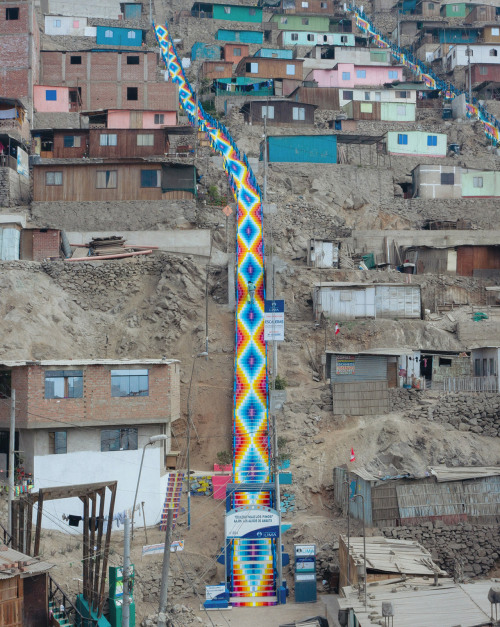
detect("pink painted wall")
[108,110,177,129]
[34,86,70,112]
[306,64,403,88]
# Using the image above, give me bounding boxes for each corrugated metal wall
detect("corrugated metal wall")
[0,228,20,260]
[330,355,388,382]
[333,467,373,525]
[375,285,421,319]
[318,286,376,320]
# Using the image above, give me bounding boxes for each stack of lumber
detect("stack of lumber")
[90,236,127,256]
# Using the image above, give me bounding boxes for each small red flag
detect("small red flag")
[335,323,340,335]
[350,447,356,462]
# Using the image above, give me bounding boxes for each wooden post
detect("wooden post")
[92,488,106,613]
[34,492,44,556]
[98,483,117,617]
[82,496,90,605]
[26,499,33,556]
[11,500,19,551]
[18,502,25,554]
[88,494,97,613]
[141,502,148,544]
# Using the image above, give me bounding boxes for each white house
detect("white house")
[339,86,418,107]
[44,15,96,37]
[445,44,500,71]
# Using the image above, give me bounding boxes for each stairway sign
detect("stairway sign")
[264,300,285,342]
[225,505,279,539]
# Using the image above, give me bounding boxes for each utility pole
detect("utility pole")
[122,516,131,627]
[158,508,174,627]
[272,414,282,602]
[149,0,152,25]
[8,390,15,538]
[397,2,401,49]
[466,44,472,104]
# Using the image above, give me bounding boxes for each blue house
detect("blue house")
[263,135,337,164]
[439,28,479,44]
[215,29,263,44]
[96,26,143,46]
[191,42,221,60]
[254,48,293,59]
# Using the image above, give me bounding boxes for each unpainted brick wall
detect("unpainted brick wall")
[32,229,61,261]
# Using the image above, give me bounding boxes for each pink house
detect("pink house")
[107,109,177,129]
[306,64,404,88]
[34,86,70,113]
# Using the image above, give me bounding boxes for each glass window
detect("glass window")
[154,113,164,124]
[490,49,498,57]
[137,133,154,146]
[45,370,83,398]
[492,28,500,37]
[428,2,434,8]
[0,371,11,399]
[140,169,160,187]
[262,105,274,119]
[49,431,67,454]
[127,56,140,65]
[474,358,481,376]
[397,134,408,145]
[343,90,353,100]
[356,70,366,78]
[291,33,299,41]
[340,35,347,43]
[6,8,19,19]
[374,92,381,101]
[473,176,483,188]
[480,65,488,75]
[439,358,452,367]
[292,107,305,120]
[224,6,231,13]
[302,18,309,25]
[45,89,57,101]
[321,1,328,7]
[396,90,408,98]
[70,55,81,65]
[101,428,138,452]
[286,64,296,75]
[364,92,370,100]
[397,105,406,115]
[105,29,113,38]
[127,31,136,39]
[441,173,454,185]
[302,1,309,6]
[307,33,315,42]
[63,135,81,148]
[111,369,149,397]
[45,171,63,185]
[96,170,117,189]
[99,133,117,146]
[360,102,372,113]
[388,70,398,79]
[127,87,138,100]
[54,19,61,27]
[233,47,241,56]
[280,16,287,23]
[452,4,458,11]
[427,135,437,146]
[342,72,350,80]
[246,62,258,73]
[489,358,495,375]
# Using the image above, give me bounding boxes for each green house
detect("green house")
[270,14,330,32]
[440,2,469,17]
[191,2,263,22]
[386,131,447,156]
[462,170,500,197]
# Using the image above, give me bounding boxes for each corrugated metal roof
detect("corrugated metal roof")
[326,348,416,356]
[342,536,447,576]
[314,282,418,288]
[0,359,179,367]
[339,577,497,627]
[430,466,500,482]
[0,544,54,580]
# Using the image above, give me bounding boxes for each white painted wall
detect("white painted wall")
[446,45,500,70]
[339,87,417,107]
[44,16,90,36]
[33,447,170,531]
[45,0,123,19]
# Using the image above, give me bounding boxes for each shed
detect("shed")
[240,100,316,126]
[270,13,330,32]
[215,29,264,44]
[200,60,233,79]
[222,43,249,64]
[235,57,303,80]
[263,135,337,163]
[96,26,143,46]
[333,465,500,528]
[288,86,340,110]
[385,130,447,157]
[308,238,340,268]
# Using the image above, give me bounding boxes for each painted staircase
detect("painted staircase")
[230,538,277,607]
[49,600,73,627]
[160,471,184,532]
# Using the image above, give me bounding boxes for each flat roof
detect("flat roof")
[314,281,419,288]
[0,359,179,367]
[326,348,415,356]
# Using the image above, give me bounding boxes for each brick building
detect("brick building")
[0,0,40,101]
[0,359,180,528]
[39,50,178,111]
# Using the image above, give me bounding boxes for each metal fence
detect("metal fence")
[442,376,498,393]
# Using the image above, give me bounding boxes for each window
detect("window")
[45,89,57,101]
[439,358,452,367]
[397,133,408,145]
[321,1,328,7]
[101,428,138,452]
[342,71,350,80]
[127,31,136,39]
[474,358,481,376]
[396,90,408,98]
[343,90,353,100]
[63,135,81,148]
[45,370,83,398]
[262,105,274,119]
[6,8,19,20]
[452,4,458,11]
[489,358,496,376]
[473,176,483,188]
[127,56,140,65]
[53,19,61,27]
[49,431,67,455]
[70,55,82,65]
[249,8,256,14]
[291,33,299,41]
[73,20,80,28]
[127,87,138,100]
[215,65,225,72]
[137,133,154,146]
[360,102,373,113]
[441,173,454,185]
[154,113,164,124]
[388,70,398,79]
[364,92,370,100]
[427,135,437,146]
[140,169,161,187]
[96,170,118,189]
[307,33,314,42]
[99,133,117,146]
[280,16,288,24]
[340,35,348,43]
[0,371,11,399]
[111,369,149,397]
[292,106,305,120]
[233,47,241,56]
[374,91,381,101]
[246,62,258,73]
[45,171,63,186]
[105,29,113,38]
[397,105,406,115]
[224,6,231,13]
[480,65,488,75]
[286,64,296,75]
[492,28,500,37]
[490,49,498,57]
[428,2,434,8]
[356,70,366,78]
[302,18,309,25]
[302,1,309,6]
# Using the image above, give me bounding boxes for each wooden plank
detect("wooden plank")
[98,482,117,617]
[34,493,43,557]
[82,496,90,605]
[92,488,106,614]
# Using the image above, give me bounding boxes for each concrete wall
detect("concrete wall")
[349,230,500,253]
[413,165,462,199]
[32,445,170,530]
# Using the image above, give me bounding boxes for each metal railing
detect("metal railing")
[442,376,498,393]
[49,575,97,627]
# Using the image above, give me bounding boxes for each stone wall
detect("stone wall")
[388,387,419,412]
[382,522,500,578]
[406,392,500,437]
[0,168,30,207]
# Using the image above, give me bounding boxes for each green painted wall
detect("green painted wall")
[462,171,500,197]
[386,131,447,156]
[381,102,416,122]
[213,4,262,22]
[442,3,468,17]
[271,14,330,31]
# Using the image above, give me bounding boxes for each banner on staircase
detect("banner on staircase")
[225,505,279,539]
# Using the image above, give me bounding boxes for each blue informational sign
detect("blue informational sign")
[264,300,285,314]
[264,299,285,341]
